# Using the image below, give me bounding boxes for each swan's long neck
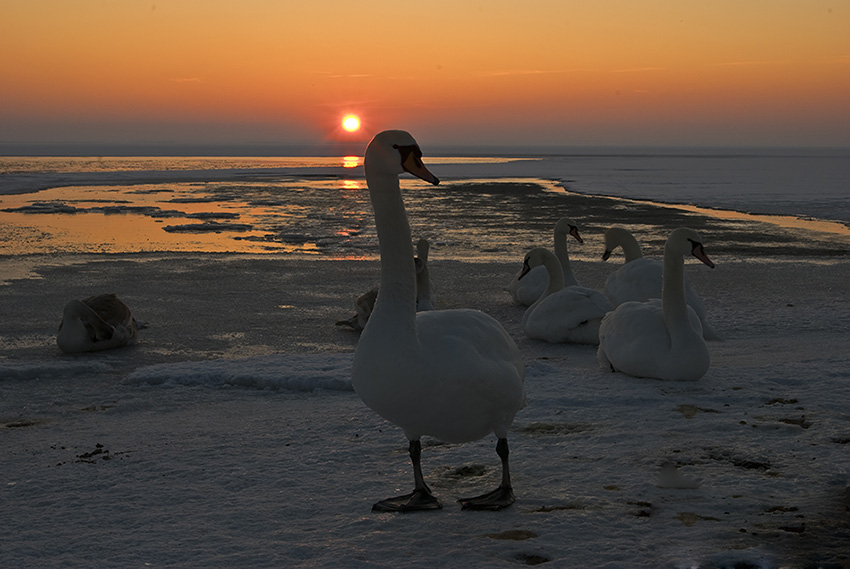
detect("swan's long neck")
[661,245,691,339]
[527,253,564,314]
[523,253,564,327]
[367,172,417,328]
[554,232,579,287]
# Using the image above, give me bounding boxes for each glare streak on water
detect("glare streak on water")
[0,155,525,175]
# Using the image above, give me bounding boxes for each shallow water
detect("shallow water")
[1,151,848,280]
[1,176,848,266]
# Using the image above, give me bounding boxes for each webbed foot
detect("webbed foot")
[458,485,515,511]
[372,488,443,512]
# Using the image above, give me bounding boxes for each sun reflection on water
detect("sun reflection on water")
[342,156,362,169]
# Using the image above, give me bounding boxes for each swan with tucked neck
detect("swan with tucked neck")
[352,130,525,512]
[597,228,715,381]
[57,293,139,353]
[601,227,719,340]
[507,217,581,306]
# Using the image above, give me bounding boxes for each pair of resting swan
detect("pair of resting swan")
[602,227,719,341]
[506,217,583,306]
[337,238,435,331]
[56,293,140,353]
[352,131,526,512]
[597,227,715,381]
[516,220,614,344]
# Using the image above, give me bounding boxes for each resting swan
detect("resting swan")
[520,248,614,344]
[336,237,435,331]
[601,227,719,340]
[57,293,139,353]
[506,217,581,306]
[352,130,525,512]
[597,228,715,381]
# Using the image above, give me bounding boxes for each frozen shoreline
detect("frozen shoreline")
[2,253,849,567]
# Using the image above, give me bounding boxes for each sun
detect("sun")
[342,115,361,133]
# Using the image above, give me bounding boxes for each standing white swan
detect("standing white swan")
[57,293,139,353]
[506,217,581,306]
[520,248,614,344]
[597,228,715,381]
[352,130,526,512]
[601,227,719,340]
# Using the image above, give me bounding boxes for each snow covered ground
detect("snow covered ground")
[2,254,849,568]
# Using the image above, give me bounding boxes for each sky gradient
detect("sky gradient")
[2,0,849,151]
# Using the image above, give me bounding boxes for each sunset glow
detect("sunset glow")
[1,1,848,149]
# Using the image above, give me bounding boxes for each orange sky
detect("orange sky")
[1,0,848,149]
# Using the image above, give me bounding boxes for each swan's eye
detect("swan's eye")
[687,238,705,256]
[392,144,423,167]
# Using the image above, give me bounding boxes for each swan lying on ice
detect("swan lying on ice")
[57,293,140,353]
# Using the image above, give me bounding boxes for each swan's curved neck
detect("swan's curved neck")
[619,235,643,263]
[554,231,579,287]
[661,245,690,337]
[367,172,417,324]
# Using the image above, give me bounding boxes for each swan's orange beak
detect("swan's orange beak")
[569,225,584,244]
[402,153,440,185]
[692,244,715,268]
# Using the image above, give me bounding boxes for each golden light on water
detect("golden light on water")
[342,156,361,169]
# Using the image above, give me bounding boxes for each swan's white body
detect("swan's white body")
[602,227,719,340]
[520,248,613,344]
[351,131,525,511]
[57,293,138,353]
[597,228,715,381]
[506,218,581,306]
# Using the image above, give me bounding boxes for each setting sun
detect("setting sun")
[342,115,361,133]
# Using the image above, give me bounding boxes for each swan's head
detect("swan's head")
[602,227,629,261]
[668,227,715,268]
[519,247,556,278]
[554,217,583,244]
[364,130,439,185]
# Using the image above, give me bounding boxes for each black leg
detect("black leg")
[458,437,516,511]
[372,439,443,512]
